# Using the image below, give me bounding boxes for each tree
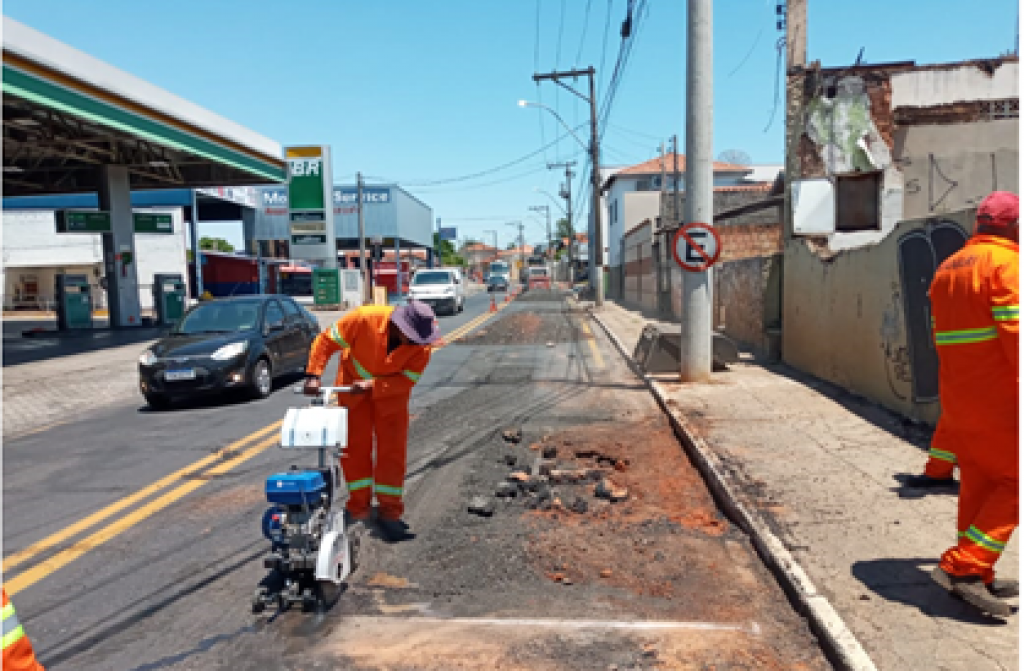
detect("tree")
[433,232,465,267]
[555,217,574,242]
[199,236,234,253]
[717,149,751,166]
[506,242,517,250]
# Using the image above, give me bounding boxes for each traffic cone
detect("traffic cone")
[490,295,497,312]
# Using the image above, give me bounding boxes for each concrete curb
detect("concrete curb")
[588,307,878,671]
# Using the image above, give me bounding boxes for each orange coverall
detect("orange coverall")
[2,588,45,671]
[923,417,957,480]
[306,306,431,521]
[930,234,1019,582]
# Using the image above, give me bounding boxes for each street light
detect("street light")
[518,100,588,152]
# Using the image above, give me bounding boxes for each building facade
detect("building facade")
[782,57,1019,422]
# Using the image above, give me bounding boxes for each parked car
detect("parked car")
[407,268,465,315]
[138,295,319,409]
[486,274,509,293]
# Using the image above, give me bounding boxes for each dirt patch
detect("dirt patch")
[532,416,728,536]
[523,418,746,611]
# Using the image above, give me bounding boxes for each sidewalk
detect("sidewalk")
[590,300,1018,671]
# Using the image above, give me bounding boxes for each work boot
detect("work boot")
[931,567,1012,617]
[903,474,958,489]
[988,579,1020,599]
[377,517,411,543]
[345,510,372,529]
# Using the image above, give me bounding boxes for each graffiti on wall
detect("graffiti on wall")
[892,220,968,403]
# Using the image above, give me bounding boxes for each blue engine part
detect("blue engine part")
[261,506,284,543]
[265,471,326,506]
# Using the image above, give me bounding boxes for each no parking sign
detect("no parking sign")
[672,223,721,272]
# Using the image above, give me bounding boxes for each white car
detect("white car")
[408,268,464,315]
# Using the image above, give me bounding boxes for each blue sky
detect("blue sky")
[5,0,1018,249]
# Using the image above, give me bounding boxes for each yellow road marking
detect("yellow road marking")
[433,307,503,350]
[6,432,282,596]
[580,321,605,370]
[2,421,282,574]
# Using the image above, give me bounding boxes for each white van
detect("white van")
[408,268,464,315]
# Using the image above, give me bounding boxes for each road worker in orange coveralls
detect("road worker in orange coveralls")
[928,191,1019,617]
[904,417,958,489]
[3,587,45,671]
[303,301,439,542]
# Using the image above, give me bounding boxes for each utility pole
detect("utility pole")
[529,205,551,258]
[679,0,714,382]
[548,160,576,281]
[533,67,604,306]
[357,172,370,304]
[672,135,681,227]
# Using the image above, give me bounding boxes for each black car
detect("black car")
[486,275,509,292]
[138,295,320,409]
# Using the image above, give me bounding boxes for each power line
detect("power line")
[764,36,786,132]
[575,0,595,66]
[368,123,587,187]
[599,0,613,101]
[728,27,765,78]
[605,122,663,142]
[534,0,550,165]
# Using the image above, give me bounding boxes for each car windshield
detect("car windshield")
[529,268,547,275]
[412,272,452,286]
[173,301,262,335]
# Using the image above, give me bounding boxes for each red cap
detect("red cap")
[975,191,1019,232]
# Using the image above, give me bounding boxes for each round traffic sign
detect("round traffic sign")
[672,223,721,272]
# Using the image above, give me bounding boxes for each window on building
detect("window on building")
[834,171,882,232]
[981,98,1019,120]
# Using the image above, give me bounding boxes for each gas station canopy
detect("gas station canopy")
[2,16,286,196]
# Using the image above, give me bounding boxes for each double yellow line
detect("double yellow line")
[3,301,508,596]
[3,421,284,596]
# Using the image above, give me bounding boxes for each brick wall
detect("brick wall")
[717,223,783,263]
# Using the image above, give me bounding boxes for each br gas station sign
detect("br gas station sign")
[286,145,337,266]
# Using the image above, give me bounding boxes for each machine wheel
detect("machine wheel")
[145,393,172,410]
[458,298,465,313]
[252,587,269,614]
[249,358,273,400]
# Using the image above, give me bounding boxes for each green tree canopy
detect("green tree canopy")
[199,236,234,253]
[555,217,574,241]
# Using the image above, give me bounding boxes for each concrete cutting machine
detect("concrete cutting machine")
[253,386,356,613]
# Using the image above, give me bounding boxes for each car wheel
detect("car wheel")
[145,393,172,410]
[249,357,273,400]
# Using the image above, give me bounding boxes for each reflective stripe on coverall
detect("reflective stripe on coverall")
[930,234,1019,582]
[2,588,44,671]
[923,416,957,480]
[306,306,431,520]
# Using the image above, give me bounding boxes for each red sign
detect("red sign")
[672,223,721,272]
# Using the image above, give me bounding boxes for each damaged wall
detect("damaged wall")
[782,208,975,423]
[894,119,1019,219]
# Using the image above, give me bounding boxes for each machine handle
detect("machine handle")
[292,385,355,406]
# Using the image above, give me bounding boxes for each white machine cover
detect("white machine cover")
[280,406,348,449]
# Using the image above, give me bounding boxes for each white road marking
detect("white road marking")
[344,614,761,634]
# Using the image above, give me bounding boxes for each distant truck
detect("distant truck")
[526,266,551,291]
[488,260,511,284]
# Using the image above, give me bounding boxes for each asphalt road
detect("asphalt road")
[3,290,830,670]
